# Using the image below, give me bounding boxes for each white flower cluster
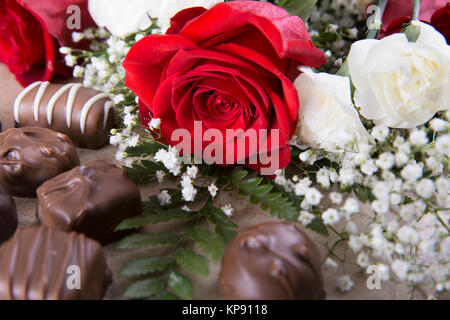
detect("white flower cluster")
[277,112,450,295]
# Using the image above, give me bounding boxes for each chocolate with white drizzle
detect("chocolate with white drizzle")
[14,81,114,149]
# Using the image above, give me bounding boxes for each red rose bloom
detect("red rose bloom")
[123,1,325,174]
[380,0,450,43]
[0,0,95,86]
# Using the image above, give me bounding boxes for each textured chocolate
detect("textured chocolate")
[0,186,17,245]
[0,127,80,198]
[220,222,326,300]
[37,161,143,245]
[14,81,114,149]
[0,226,111,300]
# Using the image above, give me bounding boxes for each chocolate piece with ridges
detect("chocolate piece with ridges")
[220,222,326,300]
[0,186,17,245]
[14,81,114,149]
[0,127,80,198]
[0,226,111,300]
[37,161,143,245]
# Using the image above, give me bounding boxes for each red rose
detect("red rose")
[0,0,95,86]
[123,1,325,174]
[380,0,450,43]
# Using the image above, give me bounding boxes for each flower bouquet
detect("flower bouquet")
[0,0,448,300]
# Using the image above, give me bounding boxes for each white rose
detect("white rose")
[348,21,450,128]
[294,67,369,152]
[88,0,223,37]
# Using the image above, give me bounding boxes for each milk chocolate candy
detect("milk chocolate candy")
[0,186,17,245]
[14,81,114,149]
[0,127,80,198]
[0,226,111,300]
[37,161,142,245]
[220,222,326,300]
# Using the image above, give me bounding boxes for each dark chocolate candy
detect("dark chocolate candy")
[0,186,17,245]
[220,222,326,300]
[14,81,114,149]
[0,226,111,300]
[0,127,80,198]
[37,161,142,245]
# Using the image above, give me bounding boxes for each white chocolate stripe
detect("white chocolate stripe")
[103,101,113,128]
[47,83,75,125]
[33,81,50,122]
[14,81,42,123]
[80,93,111,134]
[66,84,82,128]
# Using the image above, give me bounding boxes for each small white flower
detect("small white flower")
[430,118,448,132]
[342,198,359,215]
[59,47,72,55]
[294,177,312,196]
[357,252,370,267]
[154,147,181,176]
[208,183,218,198]
[299,150,312,162]
[73,65,85,78]
[361,160,378,176]
[182,185,197,202]
[298,211,315,226]
[337,275,354,292]
[221,204,234,217]
[305,188,323,206]
[322,208,340,225]
[329,192,343,205]
[126,135,140,148]
[123,114,138,127]
[371,200,389,215]
[113,94,125,104]
[377,264,390,281]
[109,133,122,146]
[349,234,367,253]
[149,118,162,130]
[324,258,339,271]
[391,259,409,281]
[395,152,410,167]
[186,166,198,180]
[339,168,355,185]
[390,193,402,206]
[157,190,171,206]
[415,179,435,199]
[317,168,331,188]
[401,162,423,182]
[435,176,449,197]
[375,153,395,170]
[397,226,419,245]
[371,125,389,142]
[435,134,450,155]
[156,170,165,184]
[64,54,77,67]
[409,129,429,146]
[181,205,191,212]
[72,32,85,43]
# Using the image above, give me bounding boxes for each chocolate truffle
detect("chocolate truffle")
[14,81,114,149]
[37,161,142,245]
[220,222,326,300]
[0,186,17,245]
[0,127,80,198]
[0,226,111,300]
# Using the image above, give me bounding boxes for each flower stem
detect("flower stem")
[412,0,421,21]
[366,0,388,39]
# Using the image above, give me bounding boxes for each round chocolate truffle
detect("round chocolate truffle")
[0,127,80,197]
[0,186,17,245]
[220,222,326,300]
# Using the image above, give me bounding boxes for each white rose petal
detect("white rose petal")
[294,67,369,152]
[348,22,450,128]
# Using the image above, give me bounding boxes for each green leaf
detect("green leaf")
[280,0,317,20]
[309,218,330,236]
[207,205,238,244]
[175,248,209,276]
[124,278,164,299]
[168,271,193,300]
[231,170,248,181]
[126,142,163,156]
[116,232,182,250]
[120,257,173,276]
[187,227,226,263]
